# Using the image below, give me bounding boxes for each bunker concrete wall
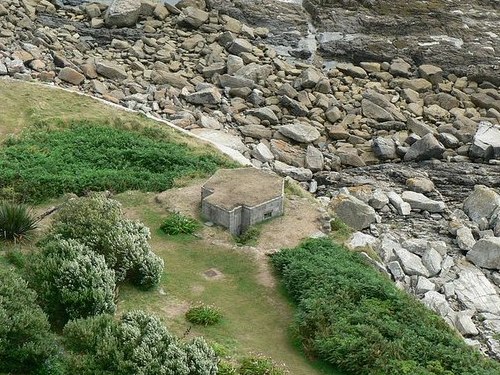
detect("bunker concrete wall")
[245,196,283,228]
[201,201,231,229]
[228,206,243,236]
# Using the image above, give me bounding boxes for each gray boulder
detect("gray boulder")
[373,137,397,160]
[362,99,394,122]
[151,70,191,88]
[463,185,500,225]
[274,160,312,181]
[422,247,442,276]
[305,145,324,171]
[184,87,221,105]
[329,194,377,230]
[401,191,445,213]
[394,247,430,277]
[104,0,141,27]
[58,67,85,85]
[96,61,128,80]
[453,266,500,315]
[470,122,500,161]
[466,237,500,269]
[278,123,321,143]
[456,227,476,251]
[404,133,445,161]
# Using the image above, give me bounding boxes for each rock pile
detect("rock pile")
[1,0,500,193]
[318,162,500,358]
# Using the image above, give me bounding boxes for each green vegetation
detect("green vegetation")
[235,226,261,246]
[186,304,223,326]
[62,312,218,375]
[271,238,500,375]
[28,238,116,325]
[50,194,164,289]
[239,356,288,375]
[0,201,39,242]
[0,268,55,374]
[160,212,201,235]
[0,120,232,203]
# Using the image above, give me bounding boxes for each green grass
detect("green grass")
[0,120,234,203]
[114,192,341,375]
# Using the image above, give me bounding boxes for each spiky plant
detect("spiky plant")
[0,201,39,242]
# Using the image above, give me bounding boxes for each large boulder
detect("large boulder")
[329,194,377,230]
[466,237,500,270]
[463,185,500,225]
[470,122,500,161]
[453,265,500,315]
[404,133,445,162]
[278,123,321,143]
[177,6,209,28]
[104,0,141,28]
[184,87,221,105]
[394,247,430,277]
[401,191,445,213]
[96,61,128,80]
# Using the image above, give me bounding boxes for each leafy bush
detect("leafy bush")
[160,213,200,235]
[51,194,164,287]
[271,238,500,375]
[0,268,56,373]
[235,226,261,246]
[0,201,39,241]
[0,120,232,203]
[185,304,223,326]
[62,311,219,375]
[28,238,116,325]
[239,356,287,375]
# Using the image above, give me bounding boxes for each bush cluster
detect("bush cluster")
[0,120,231,203]
[160,212,201,235]
[185,304,223,326]
[62,311,218,375]
[271,238,500,375]
[239,356,287,375]
[51,194,164,288]
[28,238,116,325]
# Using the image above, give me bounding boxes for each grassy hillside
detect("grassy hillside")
[0,80,339,374]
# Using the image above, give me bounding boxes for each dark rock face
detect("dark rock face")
[303,0,500,84]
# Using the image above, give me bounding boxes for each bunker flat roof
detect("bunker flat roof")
[202,168,284,210]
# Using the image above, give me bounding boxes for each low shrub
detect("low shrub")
[217,361,237,375]
[239,356,287,375]
[271,238,500,375]
[0,120,231,203]
[235,226,261,246]
[160,213,200,235]
[0,201,39,242]
[185,304,223,326]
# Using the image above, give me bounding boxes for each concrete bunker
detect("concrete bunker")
[201,168,284,235]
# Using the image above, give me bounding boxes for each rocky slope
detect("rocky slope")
[2,0,500,361]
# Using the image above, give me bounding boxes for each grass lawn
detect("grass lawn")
[114,191,341,375]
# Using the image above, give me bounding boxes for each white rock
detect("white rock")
[422,291,456,325]
[387,261,405,281]
[401,191,446,213]
[346,232,380,250]
[453,265,500,315]
[466,237,500,269]
[422,247,442,276]
[415,276,436,294]
[456,227,476,251]
[394,247,430,277]
[454,311,479,336]
[387,191,411,215]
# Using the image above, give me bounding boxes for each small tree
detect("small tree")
[28,238,116,324]
[0,268,56,373]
